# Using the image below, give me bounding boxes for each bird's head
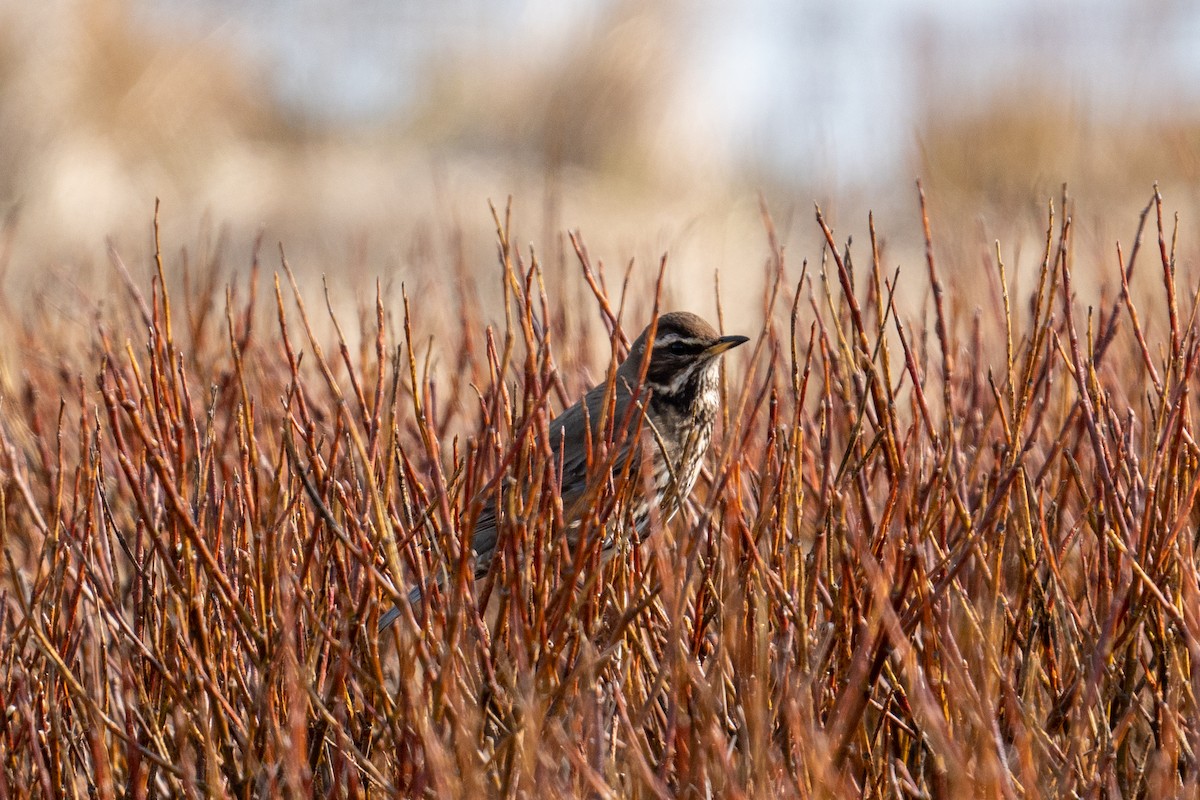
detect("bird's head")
[620,312,749,399]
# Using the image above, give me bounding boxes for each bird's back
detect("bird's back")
[469,375,642,577]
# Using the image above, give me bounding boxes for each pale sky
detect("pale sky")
[139,0,1200,188]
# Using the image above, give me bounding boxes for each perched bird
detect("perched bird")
[380,311,747,630]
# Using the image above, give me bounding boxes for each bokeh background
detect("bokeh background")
[1,0,1198,317]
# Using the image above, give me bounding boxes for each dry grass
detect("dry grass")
[3,188,1200,798]
[917,89,1200,225]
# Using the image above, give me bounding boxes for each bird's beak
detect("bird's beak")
[705,334,750,356]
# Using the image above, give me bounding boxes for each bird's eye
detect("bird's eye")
[667,341,689,355]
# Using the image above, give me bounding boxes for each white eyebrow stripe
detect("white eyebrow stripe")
[652,334,705,348]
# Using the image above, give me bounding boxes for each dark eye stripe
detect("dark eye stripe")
[656,339,705,356]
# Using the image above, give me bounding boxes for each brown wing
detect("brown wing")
[386,379,648,627]
[470,377,645,569]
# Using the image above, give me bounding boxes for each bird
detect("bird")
[379,311,748,630]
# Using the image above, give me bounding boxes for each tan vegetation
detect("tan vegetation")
[917,87,1200,226]
[2,186,1199,797]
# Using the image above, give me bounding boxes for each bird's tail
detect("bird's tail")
[378,584,424,631]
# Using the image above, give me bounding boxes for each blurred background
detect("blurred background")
[0,0,1198,315]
